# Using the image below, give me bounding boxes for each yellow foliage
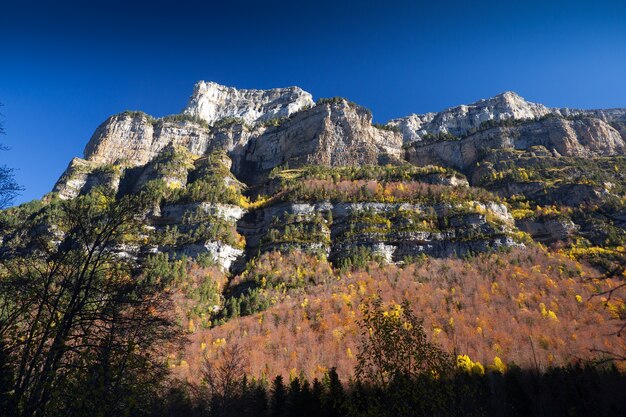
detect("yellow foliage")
[511,208,534,220]
[491,356,507,373]
[547,310,559,322]
[457,354,485,375]
[212,338,226,349]
[316,364,328,375]
[607,301,625,319]
[187,318,196,334]
[332,328,344,341]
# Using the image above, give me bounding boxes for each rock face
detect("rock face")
[53,158,122,200]
[558,107,626,123]
[389,92,553,142]
[183,81,314,125]
[406,116,626,170]
[71,85,625,189]
[516,217,578,244]
[238,200,519,263]
[389,91,626,149]
[153,202,247,271]
[233,98,403,182]
[84,113,212,166]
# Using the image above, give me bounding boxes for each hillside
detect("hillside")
[2,81,625,395]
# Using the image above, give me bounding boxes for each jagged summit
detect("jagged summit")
[473,91,548,116]
[388,91,552,142]
[182,81,314,125]
[389,91,626,144]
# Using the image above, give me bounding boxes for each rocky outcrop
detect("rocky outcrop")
[173,241,245,271]
[148,199,247,271]
[183,81,314,125]
[238,200,519,263]
[83,113,212,166]
[406,116,626,170]
[389,91,626,148]
[42,82,626,273]
[389,92,552,142]
[72,85,625,191]
[516,217,578,244]
[558,107,626,123]
[233,99,403,182]
[53,158,122,200]
[158,203,246,225]
[76,85,401,185]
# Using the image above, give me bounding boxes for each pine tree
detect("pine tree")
[323,368,345,417]
[286,377,302,417]
[270,375,286,417]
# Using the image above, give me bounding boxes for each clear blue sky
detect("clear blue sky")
[1,0,625,205]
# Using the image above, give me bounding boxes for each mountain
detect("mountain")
[389,90,626,144]
[183,81,314,125]
[3,82,626,383]
[44,82,626,270]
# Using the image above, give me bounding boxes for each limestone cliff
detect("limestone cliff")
[233,98,403,183]
[83,112,212,166]
[389,91,553,142]
[183,81,314,125]
[389,91,626,152]
[406,115,626,170]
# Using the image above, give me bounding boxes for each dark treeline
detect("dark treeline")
[155,365,626,417]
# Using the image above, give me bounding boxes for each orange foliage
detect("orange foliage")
[173,248,626,383]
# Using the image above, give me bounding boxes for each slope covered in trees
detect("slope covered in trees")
[2,84,626,416]
[169,248,625,382]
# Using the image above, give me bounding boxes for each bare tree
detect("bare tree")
[0,190,179,417]
[202,343,249,417]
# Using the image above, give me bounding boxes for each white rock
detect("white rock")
[389,91,552,143]
[183,81,315,126]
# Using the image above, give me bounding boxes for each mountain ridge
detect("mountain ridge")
[16,81,619,275]
[58,81,626,190]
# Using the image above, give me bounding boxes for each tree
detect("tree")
[0,103,24,208]
[0,189,178,417]
[269,376,287,417]
[202,342,249,417]
[322,368,346,417]
[355,296,453,387]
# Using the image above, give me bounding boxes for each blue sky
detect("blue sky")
[1,0,625,204]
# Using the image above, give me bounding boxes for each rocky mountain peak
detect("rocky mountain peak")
[474,90,551,118]
[182,81,314,125]
[389,91,552,142]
